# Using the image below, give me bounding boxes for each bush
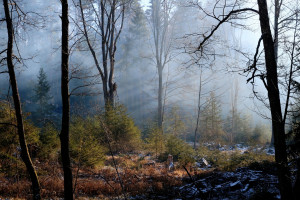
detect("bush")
[196,146,275,171]
[0,101,40,176]
[250,124,271,145]
[70,117,106,167]
[0,152,26,177]
[145,126,165,157]
[98,105,142,153]
[196,146,228,167]
[163,135,195,165]
[38,123,59,160]
[0,101,40,152]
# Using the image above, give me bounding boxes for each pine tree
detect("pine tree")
[32,68,54,126]
[200,92,224,142]
[234,113,253,144]
[165,106,186,138]
[119,0,149,122]
[251,123,271,144]
[122,0,148,65]
[145,126,165,158]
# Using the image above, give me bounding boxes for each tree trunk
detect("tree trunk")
[270,0,281,146]
[194,69,203,149]
[3,0,41,199]
[158,66,163,129]
[102,79,109,106]
[102,82,115,108]
[60,0,73,199]
[257,1,293,199]
[273,0,280,62]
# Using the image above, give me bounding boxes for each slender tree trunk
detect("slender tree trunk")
[3,1,41,199]
[270,0,282,146]
[257,1,293,199]
[231,108,234,144]
[231,79,239,144]
[151,0,171,131]
[161,66,170,134]
[194,68,203,149]
[60,0,73,199]
[273,0,280,61]
[158,66,163,129]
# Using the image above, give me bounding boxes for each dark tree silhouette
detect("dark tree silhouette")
[60,0,73,199]
[33,68,54,126]
[196,0,294,199]
[2,0,41,199]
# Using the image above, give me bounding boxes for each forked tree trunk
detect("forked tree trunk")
[257,0,293,199]
[3,0,41,199]
[77,0,123,109]
[60,0,73,199]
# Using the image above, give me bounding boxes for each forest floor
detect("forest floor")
[0,144,281,200]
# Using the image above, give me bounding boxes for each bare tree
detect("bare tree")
[60,0,73,199]
[194,67,204,149]
[230,77,239,144]
[74,0,127,107]
[192,66,216,149]
[196,0,295,199]
[281,7,300,125]
[149,0,175,129]
[2,0,41,199]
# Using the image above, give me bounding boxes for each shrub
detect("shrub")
[98,105,142,153]
[250,124,271,145]
[145,126,165,157]
[196,146,275,171]
[38,123,59,160]
[0,152,26,177]
[196,146,228,167]
[163,135,195,165]
[0,101,40,152]
[178,146,196,166]
[0,101,40,175]
[70,117,107,167]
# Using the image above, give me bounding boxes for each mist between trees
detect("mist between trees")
[0,0,300,199]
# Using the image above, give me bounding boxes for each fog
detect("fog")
[0,0,276,138]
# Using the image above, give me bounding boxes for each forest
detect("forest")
[0,0,299,199]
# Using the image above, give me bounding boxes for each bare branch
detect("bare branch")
[0,122,17,128]
[197,8,258,51]
[245,34,266,86]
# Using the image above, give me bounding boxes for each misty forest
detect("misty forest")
[0,0,300,199]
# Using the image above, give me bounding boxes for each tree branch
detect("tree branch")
[0,122,17,128]
[245,34,265,85]
[197,8,259,51]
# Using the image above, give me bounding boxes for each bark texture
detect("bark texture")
[257,0,293,199]
[270,0,282,146]
[3,0,41,199]
[60,0,73,199]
